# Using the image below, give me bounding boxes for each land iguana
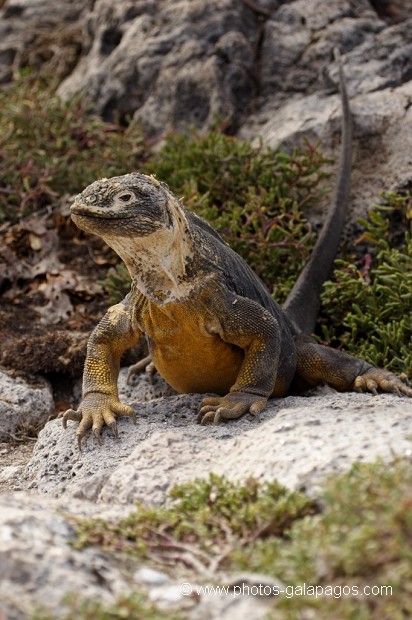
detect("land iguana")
[63,62,412,448]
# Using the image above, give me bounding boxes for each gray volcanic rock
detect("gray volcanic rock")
[0,369,54,442]
[0,0,92,83]
[1,0,411,218]
[57,0,260,134]
[0,493,132,620]
[23,384,412,504]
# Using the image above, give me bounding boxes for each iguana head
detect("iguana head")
[71,172,176,239]
[71,172,198,301]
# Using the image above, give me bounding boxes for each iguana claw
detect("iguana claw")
[61,409,82,429]
[93,428,103,445]
[111,422,119,440]
[62,394,135,449]
[197,392,268,425]
[354,368,412,397]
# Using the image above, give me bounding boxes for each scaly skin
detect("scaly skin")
[62,60,412,448]
[62,171,412,448]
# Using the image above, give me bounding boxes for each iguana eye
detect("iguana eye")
[117,192,133,203]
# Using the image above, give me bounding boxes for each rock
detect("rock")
[240,6,412,220]
[148,584,188,607]
[188,591,270,620]
[0,0,411,220]
[0,491,276,619]
[0,465,23,482]
[117,367,177,402]
[23,390,412,504]
[0,493,131,620]
[24,391,207,503]
[0,369,54,442]
[56,0,259,135]
[0,0,92,83]
[134,566,171,586]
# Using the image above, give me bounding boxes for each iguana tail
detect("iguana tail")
[282,55,352,334]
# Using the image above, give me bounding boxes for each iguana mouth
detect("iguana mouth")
[71,204,134,220]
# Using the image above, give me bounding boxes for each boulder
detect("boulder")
[57,0,260,134]
[23,385,412,504]
[0,369,54,442]
[0,0,92,83]
[0,493,130,620]
[0,492,273,620]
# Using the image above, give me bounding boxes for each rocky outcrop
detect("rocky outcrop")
[0,369,54,442]
[0,492,274,620]
[0,0,93,83]
[22,380,412,504]
[1,0,411,219]
[57,0,261,134]
[2,383,412,618]
[0,494,131,620]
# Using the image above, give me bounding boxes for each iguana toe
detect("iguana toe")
[63,395,135,450]
[75,412,93,451]
[93,427,103,445]
[197,392,268,424]
[126,354,152,385]
[197,410,220,425]
[61,409,82,429]
[109,421,119,440]
[354,369,412,397]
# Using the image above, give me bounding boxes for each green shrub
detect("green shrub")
[70,460,412,619]
[320,193,412,375]
[32,592,183,620]
[0,74,147,222]
[73,474,314,565]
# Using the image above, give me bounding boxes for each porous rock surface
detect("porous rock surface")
[0,494,131,620]
[0,369,54,442]
[23,376,412,504]
[0,491,273,619]
[0,0,92,83]
[4,372,411,618]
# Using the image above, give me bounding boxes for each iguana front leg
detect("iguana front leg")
[62,298,141,448]
[198,293,283,425]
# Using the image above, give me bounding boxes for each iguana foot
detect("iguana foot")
[354,368,412,397]
[197,392,268,425]
[62,393,136,450]
[127,355,156,385]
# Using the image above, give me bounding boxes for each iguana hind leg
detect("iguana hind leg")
[126,354,157,385]
[294,337,412,397]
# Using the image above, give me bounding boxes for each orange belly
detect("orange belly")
[141,300,244,394]
[151,336,243,394]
